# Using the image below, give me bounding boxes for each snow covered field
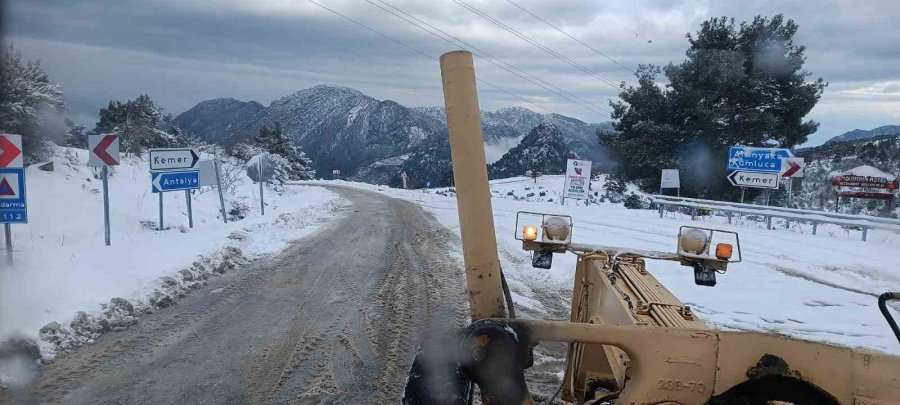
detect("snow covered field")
[324,175,900,355]
[0,147,345,355]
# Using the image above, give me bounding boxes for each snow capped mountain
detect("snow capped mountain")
[413,105,613,162]
[173,85,613,186]
[489,122,571,179]
[172,98,264,142]
[824,125,900,144]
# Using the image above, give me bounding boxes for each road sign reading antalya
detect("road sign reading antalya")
[88,134,120,166]
[0,168,27,223]
[727,146,794,173]
[152,170,200,193]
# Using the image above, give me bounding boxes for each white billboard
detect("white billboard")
[660,169,680,189]
[563,159,592,200]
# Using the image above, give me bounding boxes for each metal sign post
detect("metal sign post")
[214,160,227,223]
[4,224,11,265]
[159,193,164,230]
[258,160,265,216]
[185,190,193,228]
[89,134,120,245]
[740,187,746,203]
[102,166,111,245]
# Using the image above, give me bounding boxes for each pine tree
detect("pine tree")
[254,122,315,180]
[62,118,88,149]
[94,95,172,154]
[602,15,826,199]
[0,44,66,162]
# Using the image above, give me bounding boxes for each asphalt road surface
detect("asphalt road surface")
[8,186,468,404]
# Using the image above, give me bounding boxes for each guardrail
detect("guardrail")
[651,195,900,241]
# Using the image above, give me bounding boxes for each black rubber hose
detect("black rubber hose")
[499,266,516,319]
[879,292,900,346]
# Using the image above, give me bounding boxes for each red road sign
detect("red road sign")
[89,134,120,166]
[0,134,23,168]
[782,160,801,177]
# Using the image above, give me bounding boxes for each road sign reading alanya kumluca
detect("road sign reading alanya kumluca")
[727,146,794,173]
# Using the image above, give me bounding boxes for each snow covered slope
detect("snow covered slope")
[0,146,345,354]
[324,177,900,355]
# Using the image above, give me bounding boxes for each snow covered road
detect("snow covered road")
[3,186,468,404]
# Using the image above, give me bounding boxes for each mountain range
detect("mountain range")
[825,125,900,144]
[173,85,613,187]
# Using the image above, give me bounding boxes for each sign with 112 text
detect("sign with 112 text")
[0,134,26,223]
[563,159,592,200]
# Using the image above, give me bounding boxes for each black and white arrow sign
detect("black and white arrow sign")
[149,148,200,171]
[727,171,780,189]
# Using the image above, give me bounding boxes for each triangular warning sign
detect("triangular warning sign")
[0,178,14,196]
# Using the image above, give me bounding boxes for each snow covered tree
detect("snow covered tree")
[0,44,66,162]
[602,15,826,199]
[62,119,88,149]
[94,95,175,154]
[253,122,315,180]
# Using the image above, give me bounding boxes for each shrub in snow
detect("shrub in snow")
[228,199,250,221]
[624,193,648,209]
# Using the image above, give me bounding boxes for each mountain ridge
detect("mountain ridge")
[173,85,613,186]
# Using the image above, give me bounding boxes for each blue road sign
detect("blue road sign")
[152,170,200,193]
[0,168,27,223]
[727,146,794,173]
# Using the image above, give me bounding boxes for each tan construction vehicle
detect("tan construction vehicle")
[403,51,900,405]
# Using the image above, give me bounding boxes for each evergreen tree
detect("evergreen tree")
[94,95,172,154]
[62,118,88,149]
[253,122,315,180]
[602,15,826,199]
[0,44,66,162]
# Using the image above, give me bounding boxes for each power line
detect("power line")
[366,0,611,116]
[504,0,633,74]
[306,0,557,115]
[452,0,621,90]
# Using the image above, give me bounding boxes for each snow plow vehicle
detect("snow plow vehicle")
[403,51,900,405]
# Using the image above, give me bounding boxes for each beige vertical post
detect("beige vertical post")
[440,51,505,320]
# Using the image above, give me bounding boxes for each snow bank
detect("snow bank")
[0,146,346,357]
[321,177,900,355]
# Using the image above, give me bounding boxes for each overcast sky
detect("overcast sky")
[5,0,899,145]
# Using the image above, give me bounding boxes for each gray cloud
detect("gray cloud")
[5,0,900,145]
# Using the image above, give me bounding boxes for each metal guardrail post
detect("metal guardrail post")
[659,203,664,218]
[727,212,732,224]
[863,228,868,242]
[812,222,818,235]
[691,208,697,221]
[766,216,773,230]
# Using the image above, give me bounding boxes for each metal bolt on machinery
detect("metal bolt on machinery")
[403,51,900,405]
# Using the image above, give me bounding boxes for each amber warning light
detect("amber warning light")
[715,243,733,260]
[522,225,538,241]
